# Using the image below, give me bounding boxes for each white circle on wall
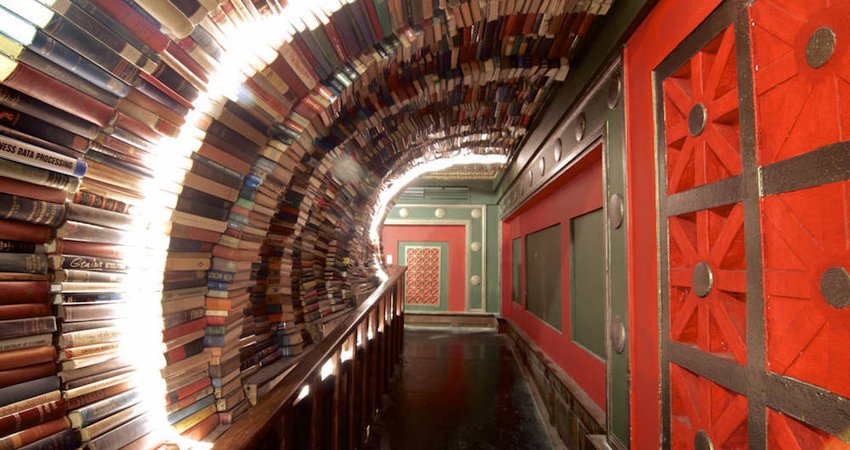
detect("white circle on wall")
[470,241,481,252]
[471,208,482,219]
[470,275,481,286]
[398,208,409,218]
[435,208,446,218]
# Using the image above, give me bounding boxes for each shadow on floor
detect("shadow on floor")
[370,328,555,450]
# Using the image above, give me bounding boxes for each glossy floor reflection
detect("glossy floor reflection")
[372,329,555,450]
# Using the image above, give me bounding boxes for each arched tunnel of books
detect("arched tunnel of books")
[0,0,616,447]
[3,0,850,449]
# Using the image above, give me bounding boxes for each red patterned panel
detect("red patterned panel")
[663,26,741,194]
[669,204,747,364]
[670,364,748,449]
[751,0,850,165]
[762,181,850,398]
[768,409,850,449]
[404,246,441,306]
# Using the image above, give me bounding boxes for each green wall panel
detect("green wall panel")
[571,208,606,358]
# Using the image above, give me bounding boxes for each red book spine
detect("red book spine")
[88,0,169,53]
[362,0,384,41]
[166,377,211,405]
[166,41,210,83]
[55,240,125,260]
[243,79,289,120]
[211,245,238,260]
[0,304,52,320]
[322,21,349,62]
[162,317,206,342]
[269,57,309,100]
[0,399,65,435]
[65,382,131,410]
[0,362,57,388]
[205,316,225,326]
[0,177,65,205]
[3,64,113,127]
[0,281,50,304]
[0,346,56,371]
[0,219,51,244]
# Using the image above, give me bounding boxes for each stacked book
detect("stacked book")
[0,109,82,448]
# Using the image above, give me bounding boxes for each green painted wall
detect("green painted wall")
[384,189,500,313]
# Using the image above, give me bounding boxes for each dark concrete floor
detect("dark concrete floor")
[372,329,555,450]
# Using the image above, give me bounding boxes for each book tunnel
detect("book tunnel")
[0,0,848,448]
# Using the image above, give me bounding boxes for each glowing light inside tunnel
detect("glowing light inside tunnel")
[368,153,509,279]
[111,1,343,447]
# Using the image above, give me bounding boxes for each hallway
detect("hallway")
[372,329,558,450]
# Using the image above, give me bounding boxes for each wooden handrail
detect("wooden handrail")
[213,266,406,449]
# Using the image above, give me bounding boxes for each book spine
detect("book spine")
[0,281,50,304]
[0,391,60,418]
[0,106,91,154]
[65,382,131,411]
[0,304,52,321]
[59,221,126,245]
[0,85,98,140]
[0,239,37,253]
[15,50,120,109]
[71,0,168,54]
[59,303,125,322]
[27,32,130,98]
[0,158,78,193]
[59,327,122,349]
[59,270,125,283]
[84,412,152,450]
[0,254,49,275]
[0,376,60,406]
[72,191,130,214]
[0,193,66,227]
[0,133,87,178]
[150,62,199,102]
[0,334,52,353]
[15,427,77,450]
[80,401,148,441]
[0,362,56,389]
[50,0,157,70]
[0,398,65,436]
[0,346,56,371]
[66,203,132,230]
[0,61,113,127]
[62,255,127,272]
[0,219,52,244]
[57,341,120,361]
[40,17,140,85]
[0,416,70,450]
[72,389,141,428]
[55,240,126,260]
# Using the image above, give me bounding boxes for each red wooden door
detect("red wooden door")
[654,0,850,448]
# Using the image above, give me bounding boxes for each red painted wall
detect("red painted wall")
[382,225,467,312]
[501,148,606,410]
[624,1,724,447]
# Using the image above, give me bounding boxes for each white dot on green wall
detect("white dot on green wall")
[434,208,446,218]
[470,275,481,286]
[471,208,482,219]
[398,208,409,218]
[470,241,481,252]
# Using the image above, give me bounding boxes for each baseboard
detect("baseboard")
[404,312,498,330]
[499,318,607,449]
